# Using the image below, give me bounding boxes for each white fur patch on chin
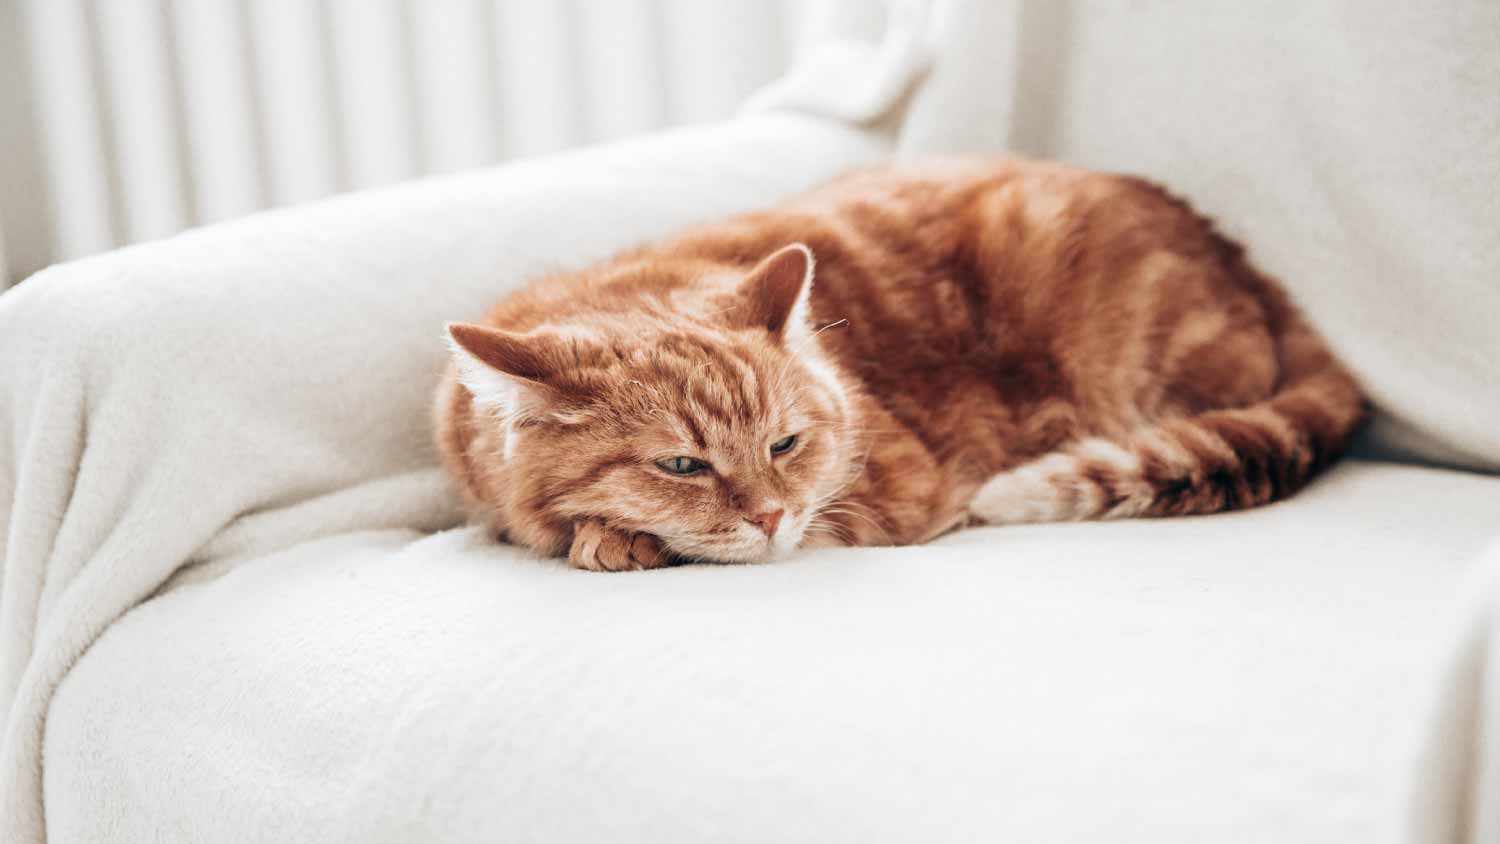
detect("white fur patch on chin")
[668,521,798,565]
[770,519,806,559]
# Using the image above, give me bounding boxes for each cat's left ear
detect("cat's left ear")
[740,243,815,344]
[445,322,565,419]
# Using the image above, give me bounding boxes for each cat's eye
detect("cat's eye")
[769,434,797,455]
[656,456,707,476]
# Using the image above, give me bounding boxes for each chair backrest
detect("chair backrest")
[898,0,1500,471]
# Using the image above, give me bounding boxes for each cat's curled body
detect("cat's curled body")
[435,158,1366,571]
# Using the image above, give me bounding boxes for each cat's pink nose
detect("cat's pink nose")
[747,509,784,538]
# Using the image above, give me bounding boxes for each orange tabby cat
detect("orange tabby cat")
[434,158,1366,571]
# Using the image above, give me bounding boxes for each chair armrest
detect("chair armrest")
[0,112,889,840]
[1,111,889,572]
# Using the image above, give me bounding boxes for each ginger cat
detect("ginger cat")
[435,159,1366,571]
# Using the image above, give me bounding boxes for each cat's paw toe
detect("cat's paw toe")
[568,521,668,572]
[624,532,668,569]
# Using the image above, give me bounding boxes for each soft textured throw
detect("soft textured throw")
[0,114,890,842]
[34,465,1500,842]
[5,1,1500,837]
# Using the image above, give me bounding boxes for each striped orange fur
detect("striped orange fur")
[435,158,1367,571]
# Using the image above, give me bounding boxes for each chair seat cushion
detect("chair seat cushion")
[45,461,1500,842]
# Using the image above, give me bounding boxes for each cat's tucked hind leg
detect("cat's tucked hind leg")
[971,358,1364,526]
[568,521,669,572]
[968,438,1155,524]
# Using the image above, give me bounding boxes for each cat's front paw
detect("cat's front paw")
[568,520,669,572]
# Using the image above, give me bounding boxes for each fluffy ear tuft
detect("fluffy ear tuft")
[740,243,815,342]
[446,323,554,416]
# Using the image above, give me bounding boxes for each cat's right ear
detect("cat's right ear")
[740,243,816,343]
[445,323,558,416]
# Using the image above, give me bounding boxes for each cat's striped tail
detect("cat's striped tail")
[968,311,1367,525]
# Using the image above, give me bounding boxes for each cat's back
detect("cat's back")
[709,156,1237,363]
[713,156,1288,470]
[787,155,1217,268]
[685,155,1216,311]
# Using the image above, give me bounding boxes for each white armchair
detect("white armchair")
[3,2,1497,842]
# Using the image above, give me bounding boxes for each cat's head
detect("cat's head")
[446,244,861,564]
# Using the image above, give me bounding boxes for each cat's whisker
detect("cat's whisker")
[812,493,894,545]
[813,318,849,336]
[816,506,894,545]
[794,319,849,354]
[802,514,854,545]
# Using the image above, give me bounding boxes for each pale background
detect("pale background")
[0,0,862,288]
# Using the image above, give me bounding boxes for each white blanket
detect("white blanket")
[1407,542,1500,843]
[4,15,1499,834]
[890,0,1500,471]
[37,464,1500,842]
[0,114,891,842]
[755,0,1500,473]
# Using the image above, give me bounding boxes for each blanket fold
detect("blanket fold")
[0,114,890,842]
[1406,543,1500,843]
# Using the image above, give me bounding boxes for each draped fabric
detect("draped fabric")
[2,2,1499,840]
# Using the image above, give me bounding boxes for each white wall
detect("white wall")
[0,0,830,287]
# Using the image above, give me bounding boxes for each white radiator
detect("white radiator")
[0,0,826,285]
